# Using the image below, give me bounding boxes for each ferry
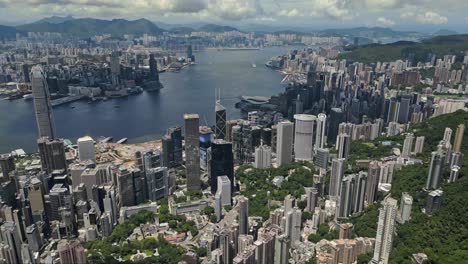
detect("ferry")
[99,137,113,143]
[116,138,128,144]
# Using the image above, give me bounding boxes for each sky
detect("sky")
[0,0,467,32]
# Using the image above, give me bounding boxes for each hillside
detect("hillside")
[339,34,468,63]
[34,15,75,24]
[15,18,164,37]
[319,27,424,39]
[198,24,239,32]
[0,25,16,40]
[351,110,468,263]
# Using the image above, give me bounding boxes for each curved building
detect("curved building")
[293,114,316,161]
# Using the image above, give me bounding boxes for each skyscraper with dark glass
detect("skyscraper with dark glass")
[208,139,234,194]
[215,100,227,140]
[184,114,200,191]
[31,65,55,139]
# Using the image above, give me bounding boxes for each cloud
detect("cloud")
[277,9,302,17]
[376,17,395,27]
[207,0,264,20]
[401,11,448,25]
[310,0,353,20]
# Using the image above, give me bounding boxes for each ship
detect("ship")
[23,94,33,100]
[116,138,128,144]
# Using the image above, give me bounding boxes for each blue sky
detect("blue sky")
[0,0,467,32]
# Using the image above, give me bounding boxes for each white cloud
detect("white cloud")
[376,17,395,27]
[401,11,448,25]
[310,0,353,20]
[277,9,302,17]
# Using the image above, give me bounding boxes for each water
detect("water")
[0,47,298,153]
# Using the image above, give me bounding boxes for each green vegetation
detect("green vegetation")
[307,224,339,243]
[85,210,186,264]
[419,68,435,79]
[350,204,379,238]
[339,34,468,63]
[236,162,315,220]
[159,199,198,236]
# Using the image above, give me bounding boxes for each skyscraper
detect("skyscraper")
[0,154,15,180]
[216,176,232,206]
[215,99,227,140]
[149,53,159,81]
[162,126,183,168]
[57,240,87,264]
[399,193,413,224]
[414,136,425,154]
[426,150,445,190]
[208,139,234,194]
[305,187,319,212]
[453,124,465,153]
[401,133,414,158]
[77,136,95,162]
[254,144,272,169]
[425,189,443,215]
[315,113,327,149]
[31,65,55,139]
[145,167,169,201]
[366,161,381,205]
[37,137,67,173]
[336,133,351,160]
[328,108,344,144]
[238,196,249,235]
[285,207,302,245]
[329,158,345,197]
[276,121,294,166]
[293,114,316,161]
[372,196,398,264]
[184,114,200,191]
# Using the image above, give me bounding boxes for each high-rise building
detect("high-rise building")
[315,113,327,149]
[184,114,200,191]
[443,127,453,143]
[162,127,183,168]
[366,161,381,205]
[274,234,290,264]
[414,136,425,154]
[77,136,95,162]
[31,65,55,139]
[425,189,443,215]
[453,124,465,153]
[329,158,345,197]
[285,207,302,245]
[336,133,351,160]
[238,196,249,235]
[215,100,227,140]
[315,148,329,171]
[337,175,355,218]
[339,223,354,239]
[0,154,15,180]
[37,137,67,173]
[57,240,87,264]
[199,126,213,171]
[276,121,294,166]
[328,108,344,144]
[208,140,234,194]
[449,165,460,182]
[254,145,272,169]
[372,196,398,264]
[426,150,445,190]
[26,224,43,252]
[399,193,413,224]
[0,222,22,264]
[293,114,316,161]
[110,51,120,87]
[402,133,414,158]
[145,167,168,201]
[305,187,319,212]
[216,175,232,206]
[149,53,159,81]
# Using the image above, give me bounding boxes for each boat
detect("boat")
[99,137,113,143]
[252,63,257,68]
[23,94,33,100]
[70,106,75,109]
[116,138,128,144]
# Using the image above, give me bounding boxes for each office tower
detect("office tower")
[329,158,345,197]
[31,65,55,139]
[336,133,351,160]
[328,108,344,144]
[186,44,193,60]
[208,140,234,194]
[49,184,73,221]
[274,234,290,264]
[366,161,381,205]
[110,51,120,87]
[77,136,95,162]
[372,196,398,264]
[449,165,460,182]
[425,150,445,190]
[414,136,425,154]
[215,193,222,222]
[27,178,46,222]
[399,193,413,224]
[80,168,100,199]
[315,148,329,171]
[402,133,414,158]
[0,222,22,264]
[285,207,302,245]
[315,113,327,149]
[184,114,200,191]
[276,121,294,166]
[216,176,232,206]
[26,224,43,253]
[0,154,15,180]
[162,127,183,168]
[238,196,249,235]
[116,167,135,207]
[443,127,453,143]
[146,167,168,201]
[199,126,213,171]
[226,120,238,142]
[397,97,411,124]
[425,189,443,215]
[215,99,227,140]
[305,187,319,212]
[339,223,354,239]
[37,137,67,173]
[294,114,316,161]
[254,145,272,169]
[57,240,87,264]
[149,53,159,81]
[453,124,465,153]
[21,243,34,264]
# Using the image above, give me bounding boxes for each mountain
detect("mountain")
[170,27,195,34]
[319,27,425,40]
[16,18,164,37]
[339,34,468,63]
[432,29,459,36]
[34,16,75,24]
[0,25,16,40]
[198,24,240,33]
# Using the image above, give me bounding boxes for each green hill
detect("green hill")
[351,110,468,263]
[339,34,468,63]
[34,15,75,24]
[16,18,164,37]
[0,25,16,40]
[198,24,239,33]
